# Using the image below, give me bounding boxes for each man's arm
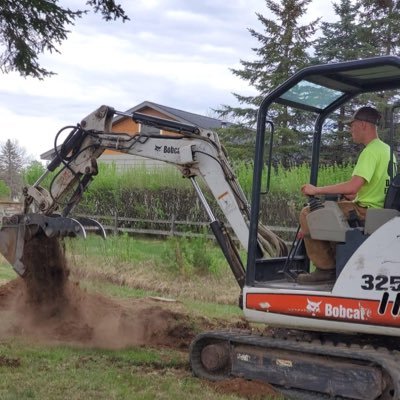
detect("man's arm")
[301,175,365,197]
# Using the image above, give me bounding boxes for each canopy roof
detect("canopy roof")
[269,56,400,114]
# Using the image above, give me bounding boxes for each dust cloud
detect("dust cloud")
[0,235,193,349]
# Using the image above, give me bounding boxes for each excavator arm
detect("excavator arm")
[0,105,286,283]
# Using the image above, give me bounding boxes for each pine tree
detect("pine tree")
[217,0,319,166]
[0,0,129,79]
[314,0,363,63]
[220,0,318,123]
[358,0,400,56]
[356,0,400,140]
[314,0,365,164]
[313,0,400,164]
[0,139,26,199]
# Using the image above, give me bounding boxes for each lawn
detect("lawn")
[0,235,282,400]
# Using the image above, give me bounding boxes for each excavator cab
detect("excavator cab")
[240,56,400,323]
[246,56,400,286]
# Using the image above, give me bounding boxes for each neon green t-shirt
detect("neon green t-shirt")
[352,138,393,208]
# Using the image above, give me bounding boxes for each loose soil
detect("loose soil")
[211,378,280,399]
[0,235,197,349]
[0,235,279,399]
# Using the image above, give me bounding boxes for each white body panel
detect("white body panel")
[244,217,400,337]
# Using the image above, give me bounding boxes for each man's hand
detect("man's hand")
[301,183,318,196]
[343,193,357,201]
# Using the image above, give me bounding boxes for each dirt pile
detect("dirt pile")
[211,378,280,399]
[0,236,195,349]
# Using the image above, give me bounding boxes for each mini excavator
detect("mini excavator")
[2,56,400,399]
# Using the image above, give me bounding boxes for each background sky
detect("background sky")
[0,0,335,161]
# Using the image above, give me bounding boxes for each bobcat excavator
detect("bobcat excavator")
[2,55,400,399]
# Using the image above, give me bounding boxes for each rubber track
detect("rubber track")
[190,330,400,400]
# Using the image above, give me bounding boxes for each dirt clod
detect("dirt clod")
[0,355,21,368]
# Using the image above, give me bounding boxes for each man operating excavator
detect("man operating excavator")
[297,106,393,284]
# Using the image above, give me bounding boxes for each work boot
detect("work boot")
[297,268,336,284]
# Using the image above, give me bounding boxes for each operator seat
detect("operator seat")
[364,174,400,234]
[337,175,400,275]
[384,173,400,211]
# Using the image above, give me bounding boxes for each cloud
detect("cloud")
[0,0,334,160]
[0,106,68,160]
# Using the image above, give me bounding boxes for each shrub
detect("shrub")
[163,234,223,277]
[0,180,10,199]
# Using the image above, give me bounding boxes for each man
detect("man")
[297,106,393,284]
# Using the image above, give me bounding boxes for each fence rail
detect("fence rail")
[75,213,297,240]
[0,201,23,217]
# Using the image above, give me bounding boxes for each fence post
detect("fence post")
[170,214,176,236]
[114,211,118,235]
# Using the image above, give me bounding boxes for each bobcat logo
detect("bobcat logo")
[259,302,271,310]
[306,299,321,316]
[155,145,162,152]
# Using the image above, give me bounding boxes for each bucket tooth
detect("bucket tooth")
[74,217,106,239]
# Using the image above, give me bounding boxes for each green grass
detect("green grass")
[182,298,241,320]
[66,234,227,269]
[66,235,167,262]
[65,235,240,304]
[0,261,17,282]
[92,163,193,191]
[270,162,354,193]
[0,340,252,400]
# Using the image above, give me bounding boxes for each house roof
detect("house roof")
[41,101,231,160]
[115,101,231,130]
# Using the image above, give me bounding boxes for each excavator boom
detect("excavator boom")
[0,105,286,282]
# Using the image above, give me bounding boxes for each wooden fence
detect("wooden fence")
[75,213,297,240]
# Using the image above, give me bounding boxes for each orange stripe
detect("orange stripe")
[246,293,400,327]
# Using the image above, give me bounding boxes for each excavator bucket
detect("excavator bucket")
[0,214,88,276]
[0,222,25,276]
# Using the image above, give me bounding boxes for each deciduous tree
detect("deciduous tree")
[23,160,46,186]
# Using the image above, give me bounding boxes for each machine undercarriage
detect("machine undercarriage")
[190,329,400,400]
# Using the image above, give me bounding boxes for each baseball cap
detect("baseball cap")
[344,106,381,126]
